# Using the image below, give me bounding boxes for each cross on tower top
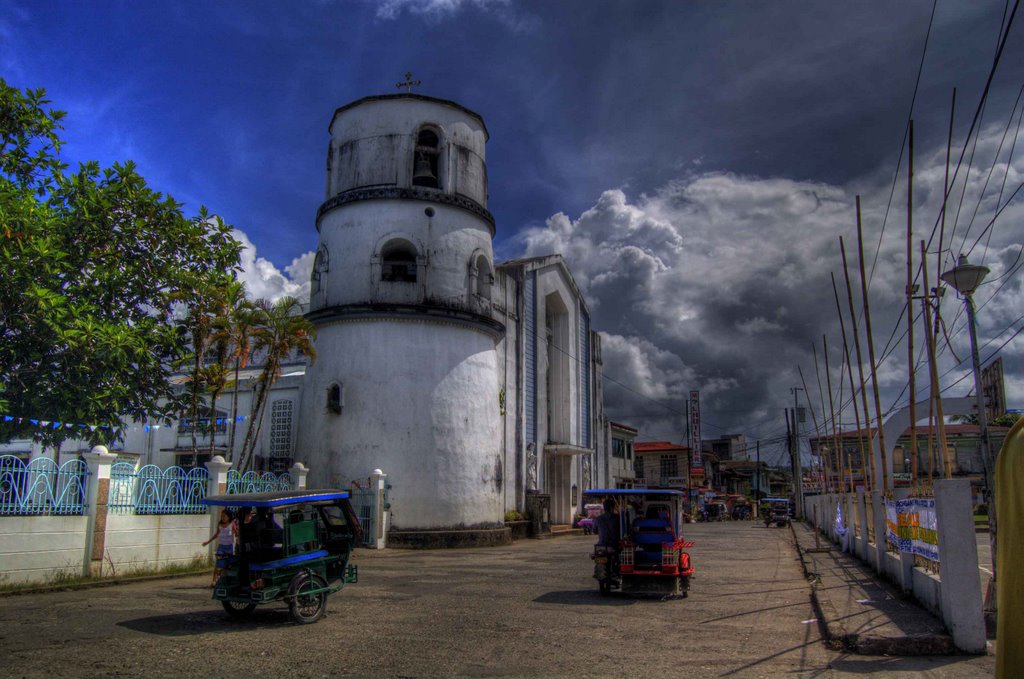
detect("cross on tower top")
[396,72,421,93]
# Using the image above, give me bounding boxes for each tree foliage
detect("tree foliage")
[0,78,242,449]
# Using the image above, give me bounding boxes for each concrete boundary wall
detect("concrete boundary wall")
[105,513,209,572]
[0,515,88,585]
[0,450,313,586]
[806,482,985,653]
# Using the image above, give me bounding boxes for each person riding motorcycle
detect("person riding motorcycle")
[594,498,621,549]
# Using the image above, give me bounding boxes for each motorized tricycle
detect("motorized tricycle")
[761,497,792,528]
[583,489,695,597]
[202,489,362,624]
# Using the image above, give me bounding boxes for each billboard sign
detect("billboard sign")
[690,390,702,468]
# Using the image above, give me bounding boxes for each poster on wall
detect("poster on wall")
[885,497,940,562]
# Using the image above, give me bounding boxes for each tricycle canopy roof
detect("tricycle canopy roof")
[203,489,351,508]
[583,489,686,497]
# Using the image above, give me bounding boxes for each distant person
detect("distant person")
[202,509,237,588]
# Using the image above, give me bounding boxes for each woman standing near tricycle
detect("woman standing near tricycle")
[203,509,238,588]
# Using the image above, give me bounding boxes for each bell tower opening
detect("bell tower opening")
[381,239,419,282]
[412,128,440,189]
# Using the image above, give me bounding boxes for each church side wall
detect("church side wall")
[296,319,502,530]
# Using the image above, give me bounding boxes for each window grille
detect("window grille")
[270,400,293,458]
[660,455,678,479]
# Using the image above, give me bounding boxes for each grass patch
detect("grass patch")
[0,555,212,594]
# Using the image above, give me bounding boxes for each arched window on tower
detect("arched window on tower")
[412,128,440,189]
[474,254,493,300]
[381,239,418,282]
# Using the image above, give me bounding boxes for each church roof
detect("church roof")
[329,93,489,140]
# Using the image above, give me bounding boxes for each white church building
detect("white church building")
[2,92,617,546]
[295,93,606,544]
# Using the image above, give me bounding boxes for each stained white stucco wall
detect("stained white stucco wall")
[297,319,502,530]
[0,515,87,584]
[104,513,208,571]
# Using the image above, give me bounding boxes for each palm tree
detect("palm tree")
[177,300,215,455]
[219,284,258,461]
[237,296,316,471]
[204,280,251,458]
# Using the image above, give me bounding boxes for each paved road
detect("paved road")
[1,522,993,678]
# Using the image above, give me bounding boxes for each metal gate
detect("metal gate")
[349,484,389,548]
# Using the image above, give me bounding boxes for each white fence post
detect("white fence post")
[368,468,388,549]
[856,491,869,560]
[289,462,309,491]
[81,445,117,576]
[871,490,887,574]
[935,478,985,653]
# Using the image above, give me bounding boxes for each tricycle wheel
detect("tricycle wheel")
[289,573,327,624]
[599,580,611,596]
[222,600,256,618]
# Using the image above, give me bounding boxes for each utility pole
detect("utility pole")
[755,440,761,519]
[792,387,805,518]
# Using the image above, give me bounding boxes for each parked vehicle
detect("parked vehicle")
[705,501,729,521]
[202,489,362,624]
[583,489,695,597]
[731,504,752,521]
[761,498,791,528]
[576,503,603,534]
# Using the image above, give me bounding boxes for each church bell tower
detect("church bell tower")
[296,90,505,539]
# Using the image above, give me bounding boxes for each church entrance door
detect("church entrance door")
[545,455,572,525]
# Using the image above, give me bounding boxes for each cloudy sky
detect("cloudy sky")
[4,0,1022,464]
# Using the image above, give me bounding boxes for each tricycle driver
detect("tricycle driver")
[594,498,621,551]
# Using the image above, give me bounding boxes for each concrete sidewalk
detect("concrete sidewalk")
[791,521,956,656]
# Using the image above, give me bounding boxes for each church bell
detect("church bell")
[413,153,436,185]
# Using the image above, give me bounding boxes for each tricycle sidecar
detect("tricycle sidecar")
[583,489,695,598]
[202,489,362,624]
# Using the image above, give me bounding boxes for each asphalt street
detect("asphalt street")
[0,522,994,678]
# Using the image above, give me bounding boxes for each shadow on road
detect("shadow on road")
[117,607,295,636]
[533,590,638,606]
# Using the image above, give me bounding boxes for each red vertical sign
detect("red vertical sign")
[690,390,702,468]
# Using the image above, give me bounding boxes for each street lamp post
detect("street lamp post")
[940,254,995,608]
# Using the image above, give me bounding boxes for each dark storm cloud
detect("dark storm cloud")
[509,120,1024,458]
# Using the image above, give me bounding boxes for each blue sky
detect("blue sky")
[4,0,1023,460]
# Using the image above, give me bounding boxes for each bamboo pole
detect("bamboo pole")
[812,343,832,493]
[798,365,825,493]
[906,120,918,494]
[856,196,890,492]
[840,237,875,492]
[824,334,842,494]
[920,239,952,479]
[832,272,868,492]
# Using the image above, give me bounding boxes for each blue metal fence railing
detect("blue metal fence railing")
[226,470,291,495]
[0,455,88,516]
[108,464,208,515]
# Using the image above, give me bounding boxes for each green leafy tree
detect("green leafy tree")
[237,296,316,471]
[951,412,1021,427]
[0,79,242,452]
